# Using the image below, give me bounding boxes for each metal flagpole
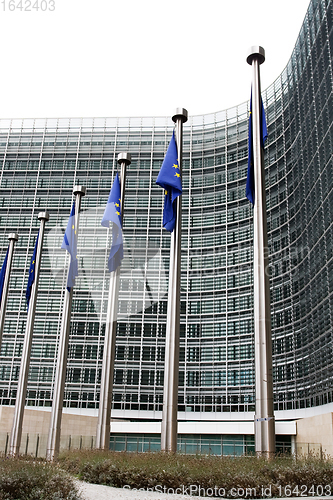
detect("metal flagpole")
[46,186,85,461]
[0,233,18,348]
[161,108,188,452]
[9,211,49,456]
[96,152,131,450]
[247,46,275,457]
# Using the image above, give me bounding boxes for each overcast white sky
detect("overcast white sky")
[0,0,310,119]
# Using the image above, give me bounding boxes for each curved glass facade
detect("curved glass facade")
[0,0,332,421]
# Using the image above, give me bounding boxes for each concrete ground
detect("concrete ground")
[75,481,333,500]
[75,480,218,500]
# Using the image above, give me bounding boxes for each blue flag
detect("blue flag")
[101,172,123,272]
[156,130,182,232]
[26,232,39,311]
[246,94,268,205]
[0,247,9,307]
[61,202,78,291]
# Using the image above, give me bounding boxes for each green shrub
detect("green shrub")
[58,450,333,498]
[0,456,81,500]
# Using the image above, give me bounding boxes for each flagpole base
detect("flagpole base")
[254,415,276,458]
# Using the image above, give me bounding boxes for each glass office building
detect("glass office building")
[0,0,332,452]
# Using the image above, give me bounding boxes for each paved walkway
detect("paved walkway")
[75,481,333,500]
[75,481,218,500]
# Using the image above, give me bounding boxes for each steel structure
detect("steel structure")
[0,0,331,453]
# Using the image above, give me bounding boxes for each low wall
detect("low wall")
[0,406,98,436]
[296,412,333,456]
[1,406,332,457]
[0,406,98,457]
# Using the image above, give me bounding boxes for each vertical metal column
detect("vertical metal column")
[161,108,188,452]
[9,212,49,456]
[96,152,131,450]
[0,233,18,347]
[46,186,85,461]
[247,46,275,457]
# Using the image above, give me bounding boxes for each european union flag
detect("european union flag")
[0,248,9,307]
[156,131,182,232]
[26,233,39,311]
[101,172,123,272]
[61,202,78,291]
[246,94,268,205]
